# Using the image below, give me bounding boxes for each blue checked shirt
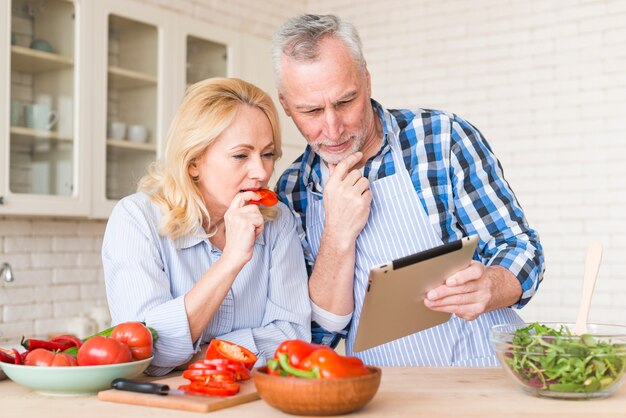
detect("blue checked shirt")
[277,100,545,344]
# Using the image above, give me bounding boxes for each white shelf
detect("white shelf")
[11,46,73,73]
[108,66,157,89]
[10,126,73,142]
[106,138,156,151]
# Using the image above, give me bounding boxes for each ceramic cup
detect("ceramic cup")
[107,121,126,139]
[24,103,58,131]
[127,124,149,143]
[29,38,54,53]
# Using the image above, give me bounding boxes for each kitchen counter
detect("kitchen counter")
[2,367,625,417]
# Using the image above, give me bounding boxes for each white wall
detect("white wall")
[2,0,625,344]
[0,0,307,345]
[309,0,626,324]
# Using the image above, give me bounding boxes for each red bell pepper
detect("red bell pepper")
[274,340,326,368]
[249,189,279,207]
[178,381,240,397]
[205,339,257,371]
[186,358,250,381]
[300,348,370,379]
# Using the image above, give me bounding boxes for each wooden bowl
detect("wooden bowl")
[253,366,381,416]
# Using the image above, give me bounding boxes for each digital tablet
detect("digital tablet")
[353,235,479,352]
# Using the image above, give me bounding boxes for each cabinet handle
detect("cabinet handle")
[0,196,3,205]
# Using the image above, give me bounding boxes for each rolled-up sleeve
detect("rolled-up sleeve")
[102,197,196,375]
[218,204,311,364]
[450,117,545,308]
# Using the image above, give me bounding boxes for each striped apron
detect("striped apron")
[304,115,522,367]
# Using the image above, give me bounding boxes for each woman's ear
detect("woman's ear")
[188,160,199,178]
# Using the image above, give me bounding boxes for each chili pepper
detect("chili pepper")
[300,348,370,379]
[0,349,16,364]
[274,339,326,369]
[249,189,279,207]
[205,339,257,371]
[178,381,240,397]
[50,334,83,349]
[20,336,72,352]
[12,348,23,365]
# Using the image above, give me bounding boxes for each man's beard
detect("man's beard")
[310,132,366,165]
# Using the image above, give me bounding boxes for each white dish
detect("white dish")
[0,357,152,395]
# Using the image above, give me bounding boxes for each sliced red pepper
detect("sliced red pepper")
[205,339,257,371]
[249,189,279,207]
[189,359,234,369]
[188,359,250,381]
[50,334,83,349]
[182,368,236,383]
[178,381,240,397]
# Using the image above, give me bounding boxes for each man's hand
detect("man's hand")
[324,152,372,244]
[423,263,522,320]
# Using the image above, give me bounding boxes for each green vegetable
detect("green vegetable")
[505,323,626,394]
[63,323,158,357]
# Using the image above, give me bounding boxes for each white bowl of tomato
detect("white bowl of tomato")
[0,322,155,395]
[0,356,152,395]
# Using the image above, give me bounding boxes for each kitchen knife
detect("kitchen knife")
[111,378,188,396]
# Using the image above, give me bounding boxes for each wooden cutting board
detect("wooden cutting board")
[97,374,259,413]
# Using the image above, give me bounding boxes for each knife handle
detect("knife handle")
[111,378,170,395]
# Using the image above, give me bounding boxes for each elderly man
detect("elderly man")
[272,14,544,366]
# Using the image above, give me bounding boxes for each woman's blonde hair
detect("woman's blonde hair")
[138,77,282,242]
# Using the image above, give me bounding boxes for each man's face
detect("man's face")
[278,37,374,165]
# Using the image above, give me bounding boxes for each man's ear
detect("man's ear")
[278,93,291,117]
[365,67,372,97]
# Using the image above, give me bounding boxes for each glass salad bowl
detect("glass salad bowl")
[491,323,626,399]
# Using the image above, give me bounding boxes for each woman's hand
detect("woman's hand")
[221,191,265,268]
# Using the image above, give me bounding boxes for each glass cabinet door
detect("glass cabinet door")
[186,35,227,86]
[105,15,157,200]
[9,0,75,196]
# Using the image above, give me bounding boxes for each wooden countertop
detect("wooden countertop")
[2,367,626,417]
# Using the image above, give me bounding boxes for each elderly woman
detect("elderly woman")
[102,78,311,376]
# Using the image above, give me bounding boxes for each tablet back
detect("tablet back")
[353,235,478,352]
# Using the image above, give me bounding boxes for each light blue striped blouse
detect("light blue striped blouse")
[102,192,311,376]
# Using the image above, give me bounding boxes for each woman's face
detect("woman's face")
[189,104,276,218]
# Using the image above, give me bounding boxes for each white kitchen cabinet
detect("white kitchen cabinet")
[1,0,296,219]
[0,0,91,216]
[88,0,172,218]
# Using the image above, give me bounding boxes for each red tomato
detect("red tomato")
[77,336,132,366]
[249,189,278,207]
[110,322,153,360]
[24,348,78,367]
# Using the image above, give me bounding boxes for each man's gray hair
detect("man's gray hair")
[271,14,366,92]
